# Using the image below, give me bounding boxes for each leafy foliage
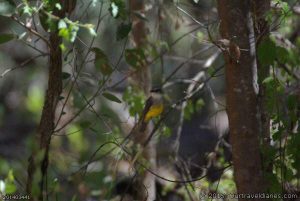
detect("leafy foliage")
[116,22,132,41]
[123,86,145,117]
[91,47,113,75]
[0,0,16,17]
[0,33,15,44]
[125,48,146,69]
[109,0,127,19]
[257,37,277,65]
[184,99,205,120]
[257,1,300,191]
[103,92,122,103]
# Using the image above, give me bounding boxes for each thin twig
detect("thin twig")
[1,54,48,78]
[277,60,300,81]
[11,16,50,47]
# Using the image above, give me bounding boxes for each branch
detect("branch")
[11,16,50,47]
[1,54,47,78]
[277,60,300,81]
[107,24,205,90]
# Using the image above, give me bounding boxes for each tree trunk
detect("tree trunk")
[252,0,272,180]
[26,1,74,200]
[129,1,156,200]
[217,1,269,199]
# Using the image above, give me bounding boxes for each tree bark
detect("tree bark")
[252,0,272,178]
[26,2,73,200]
[217,1,269,199]
[27,30,62,201]
[129,1,156,200]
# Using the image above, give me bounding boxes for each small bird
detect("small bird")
[217,38,241,63]
[139,88,164,132]
[129,88,164,168]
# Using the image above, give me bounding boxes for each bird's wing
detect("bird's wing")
[138,96,153,132]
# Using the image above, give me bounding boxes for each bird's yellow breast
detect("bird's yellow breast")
[144,104,163,122]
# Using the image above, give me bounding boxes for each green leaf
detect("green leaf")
[58,28,69,39]
[80,121,92,129]
[116,23,131,41]
[55,3,62,10]
[195,99,205,110]
[60,43,66,52]
[265,172,281,194]
[262,76,274,84]
[58,23,79,43]
[91,47,113,75]
[39,11,58,32]
[281,2,291,15]
[257,38,276,65]
[276,46,289,63]
[162,126,171,137]
[122,86,145,116]
[0,33,15,44]
[68,24,79,42]
[62,72,71,80]
[207,67,215,77]
[5,182,16,194]
[88,27,97,36]
[7,170,14,182]
[125,48,146,69]
[103,92,122,103]
[110,2,118,17]
[58,20,67,29]
[5,170,16,194]
[287,94,297,111]
[73,91,84,108]
[0,0,16,17]
[22,4,34,16]
[109,0,126,19]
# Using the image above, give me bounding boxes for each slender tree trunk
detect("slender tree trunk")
[26,1,75,200]
[27,30,63,201]
[27,28,63,201]
[252,0,272,179]
[129,1,156,200]
[252,0,271,142]
[217,1,269,199]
